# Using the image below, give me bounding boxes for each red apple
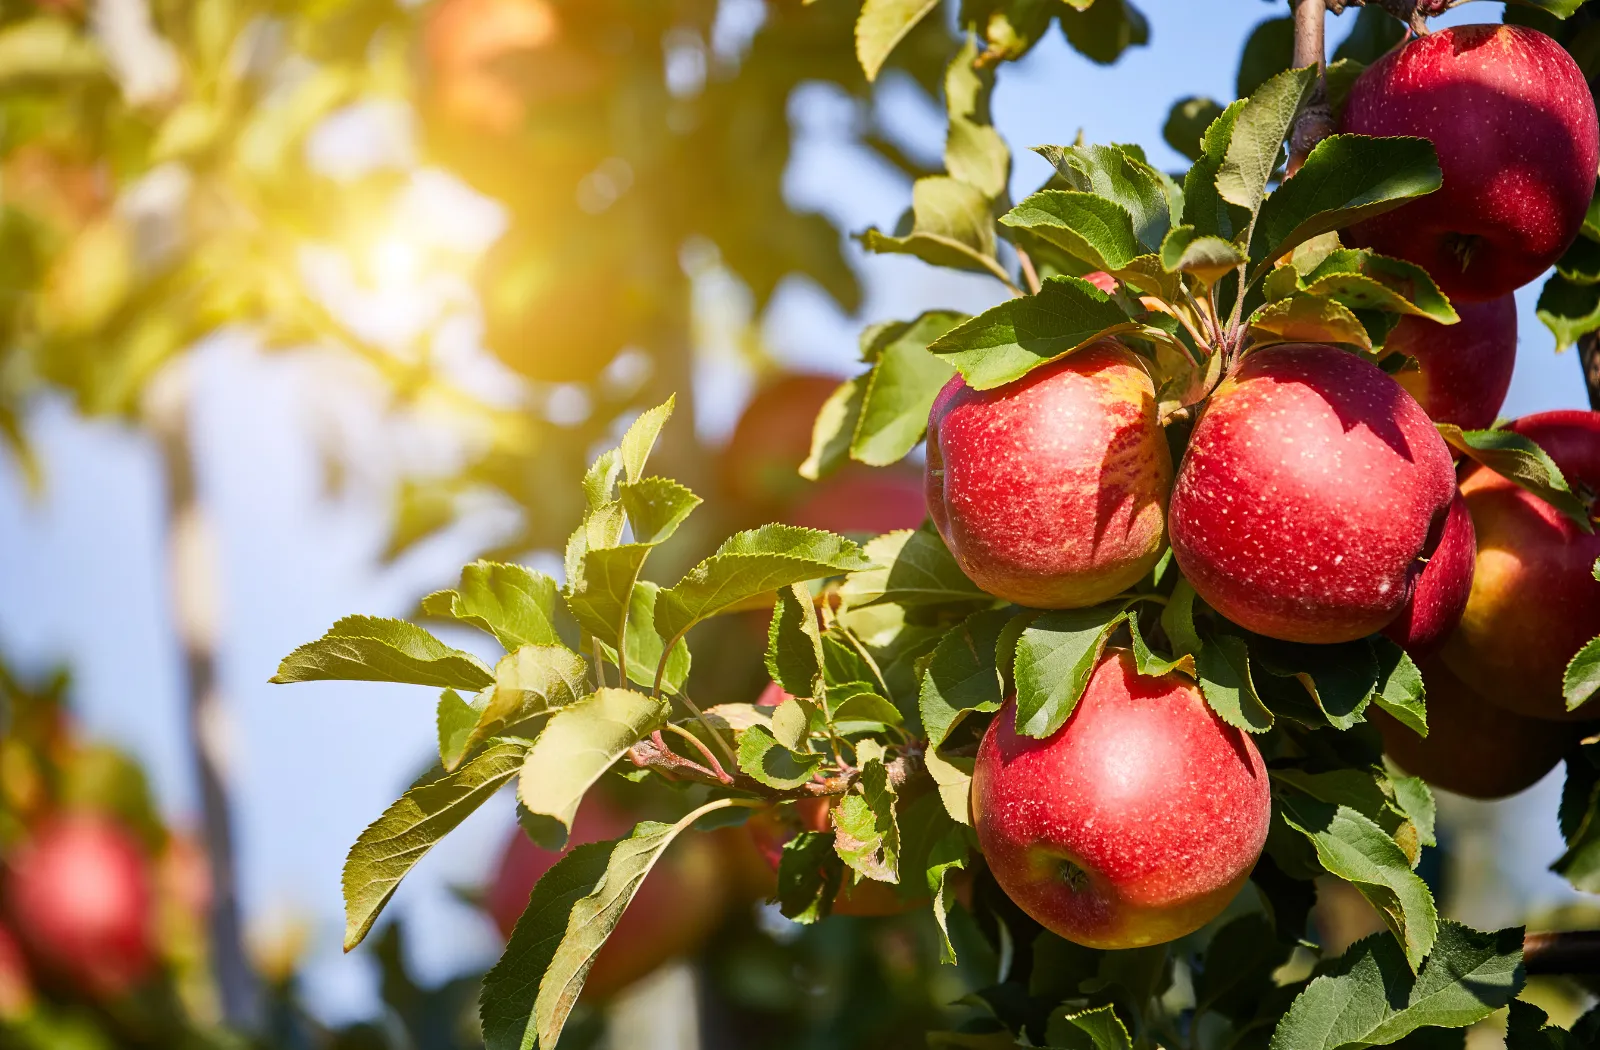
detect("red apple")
[1389,295,1518,431]
[0,923,32,1019]
[741,798,931,917]
[1340,25,1600,302]
[719,374,844,514]
[1169,343,1457,643]
[925,340,1173,608]
[1383,490,1476,655]
[1374,657,1575,800]
[485,794,724,997]
[972,649,1270,949]
[1442,410,1600,720]
[787,469,926,536]
[6,815,155,997]
[1083,271,1117,294]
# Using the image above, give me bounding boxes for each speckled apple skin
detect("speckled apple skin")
[1341,25,1599,302]
[1390,295,1517,431]
[1375,657,1575,799]
[1169,344,1457,643]
[1443,411,1600,720]
[971,650,1270,950]
[1383,491,1476,655]
[925,341,1172,609]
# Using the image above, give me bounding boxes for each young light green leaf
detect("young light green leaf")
[1000,190,1144,273]
[920,608,1014,750]
[1012,602,1128,738]
[833,747,900,883]
[1216,66,1318,216]
[738,723,824,789]
[841,527,987,610]
[778,830,844,923]
[1196,633,1274,733]
[619,396,674,484]
[1300,249,1457,326]
[1372,636,1427,737]
[852,311,963,467]
[272,615,495,691]
[446,644,589,771]
[1051,1004,1133,1050]
[1161,579,1202,657]
[618,476,700,544]
[1437,424,1594,534]
[1249,294,1371,350]
[655,525,875,644]
[925,275,1132,391]
[767,582,825,700]
[831,690,904,727]
[800,376,866,481]
[1277,790,1438,969]
[925,748,975,827]
[1566,636,1600,713]
[1126,612,1194,679]
[1268,922,1523,1050]
[608,581,691,694]
[1159,224,1246,285]
[944,36,1008,200]
[420,561,562,651]
[437,688,480,768]
[344,740,527,951]
[859,176,1011,287]
[517,689,669,846]
[1034,143,1171,251]
[564,543,652,651]
[854,0,939,82]
[1251,135,1443,274]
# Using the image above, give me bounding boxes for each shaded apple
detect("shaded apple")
[1374,657,1575,799]
[972,649,1270,949]
[718,373,845,514]
[1341,25,1600,302]
[925,340,1172,609]
[1442,410,1600,720]
[1383,491,1476,655]
[1389,295,1518,431]
[1169,343,1457,643]
[485,793,724,997]
[6,815,155,997]
[788,470,926,536]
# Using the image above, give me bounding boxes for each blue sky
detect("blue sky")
[0,0,1586,1022]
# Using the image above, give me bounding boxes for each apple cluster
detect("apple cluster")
[927,24,1600,950]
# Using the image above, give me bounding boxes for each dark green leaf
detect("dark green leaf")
[1164,97,1225,163]
[1057,0,1149,66]
[1012,602,1128,738]
[1332,5,1404,65]
[1437,424,1594,534]
[1218,66,1318,217]
[1236,17,1293,99]
[1034,143,1170,251]
[1001,190,1144,273]
[1536,274,1600,351]
[1196,633,1274,733]
[919,607,1013,749]
[1372,637,1427,737]
[272,616,495,691]
[1254,637,1379,730]
[767,582,825,700]
[778,830,844,923]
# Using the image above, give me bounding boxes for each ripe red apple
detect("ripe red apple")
[485,794,724,997]
[5,815,155,997]
[1374,657,1575,800]
[719,374,844,514]
[1083,271,1117,294]
[1442,410,1600,720]
[925,340,1173,608]
[1169,343,1457,643]
[1383,491,1476,655]
[1340,25,1600,302]
[972,649,1270,949]
[1389,295,1517,431]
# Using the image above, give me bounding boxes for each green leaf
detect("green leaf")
[852,311,964,467]
[1057,0,1149,66]
[1125,612,1194,679]
[1387,767,1438,850]
[0,17,105,82]
[925,825,969,963]
[1332,5,1403,66]
[1506,999,1582,1050]
[1050,1004,1133,1050]
[738,724,824,789]
[1251,135,1443,274]
[272,616,495,691]
[344,740,527,951]
[1277,790,1439,969]
[944,36,1008,200]
[1236,16,1293,99]
[925,275,1132,390]
[1505,0,1585,18]
[1164,97,1226,162]
[1255,638,1379,730]
[855,0,940,81]
[609,581,691,694]
[767,583,825,700]
[445,645,590,771]
[619,397,675,484]
[859,176,1011,286]
[1565,637,1600,713]
[1536,274,1600,351]
[437,688,479,768]
[1557,236,1600,286]
[1160,579,1202,657]
[1274,767,1421,865]
[618,476,700,545]
[1249,294,1372,350]
[833,744,900,883]
[1269,922,1524,1050]
[1299,249,1458,326]
[516,689,669,847]
[656,526,875,644]
[1196,633,1274,733]
[1000,190,1144,273]
[919,608,1013,751]
[1436,424,1594,534]
[420,561,562,651]
[800,376,866,482]
[1217,66,1318,217]
[832,689,904,727]
[564,544,652,651]
[1013,603,1128,739]
[841,528,988,610]
[1034,143,1171,251]
[1159,224,1246,285]
[1372,637,1428,737]
[1183,99,1249,240]
[777,830,844,923]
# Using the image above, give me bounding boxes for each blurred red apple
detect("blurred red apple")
[1341,25,1599,302]
[926,340,1172,608]
[972,649,1270,949]
[1383,491,1476,655]
[1389,296,1517,431]
[6,815,155,997]
[486,794,724,997]
[719,374,843,514]
[788,470,926,536]
[1442,410,1600,720]
[1170,343,1457,643]
[741,797,924,917]
[0,923,33,1019]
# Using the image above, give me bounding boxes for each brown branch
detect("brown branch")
[1287,0,1332,178]
[625,737,921,799]
[1525,930,1600,975]
[1579,331,1600,411]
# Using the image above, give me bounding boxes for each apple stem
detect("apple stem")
[1017,247,1043,295]
[1287,0,1331,177]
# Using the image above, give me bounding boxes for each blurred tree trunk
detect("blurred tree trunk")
[1580,331,1600,410]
